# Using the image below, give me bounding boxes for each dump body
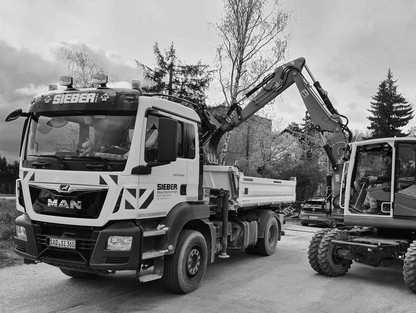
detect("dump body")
[203,165,296,209]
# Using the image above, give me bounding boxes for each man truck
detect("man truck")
[6,71,298,293]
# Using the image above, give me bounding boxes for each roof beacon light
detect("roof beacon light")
[92,74,108,88]
[132,80,142,93]
[59,76,74,88]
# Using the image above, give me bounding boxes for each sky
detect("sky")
[0,0,415,161]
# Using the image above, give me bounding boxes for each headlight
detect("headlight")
[15,225,27,241]
[106,236,132,251]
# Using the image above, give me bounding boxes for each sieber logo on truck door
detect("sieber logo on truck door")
[156,184,178,200]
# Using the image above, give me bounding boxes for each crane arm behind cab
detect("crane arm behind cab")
[206,57,352,170]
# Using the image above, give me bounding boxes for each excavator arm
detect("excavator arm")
[205,57,352,170]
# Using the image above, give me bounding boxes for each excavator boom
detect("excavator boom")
[206,57,352,170]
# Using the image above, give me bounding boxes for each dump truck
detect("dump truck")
[5,74,296,293]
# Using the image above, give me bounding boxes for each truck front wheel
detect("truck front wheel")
[255,211,279,256]
[163,230,208,293]
[318,230,352,277]
[403,241,416,293]
[308,229,330,273]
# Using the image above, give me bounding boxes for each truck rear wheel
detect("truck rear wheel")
[255,211,279,256]
[318,230,352,277]
[245,245,257,255]
[403,241,416,293]
[60,268,98,279]
[163,230,208,293]
[308,229,330,273]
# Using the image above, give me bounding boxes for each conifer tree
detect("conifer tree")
[367,69,414,138]
[136,43,212,105]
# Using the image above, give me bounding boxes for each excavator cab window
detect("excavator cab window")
[396,142,416,190]
[394,142,416,218]
[350,144,393,215]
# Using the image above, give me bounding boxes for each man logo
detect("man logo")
[60,185,71,192]
[47,199,82,210]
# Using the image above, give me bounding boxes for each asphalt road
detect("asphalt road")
[0,223,414,313]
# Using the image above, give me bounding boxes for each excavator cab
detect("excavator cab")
[341,138,416,228]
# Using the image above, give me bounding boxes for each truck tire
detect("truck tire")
[60,268,98,279]
[403,241,416,293]
[255,211,279,256]
[318,230,352,277]
[245,245,257,255]
[308,229,330,273]
[163,230,208,293]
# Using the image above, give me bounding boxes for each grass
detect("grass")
[0,198,23,268]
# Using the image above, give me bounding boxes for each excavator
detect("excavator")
[198,57,416,293]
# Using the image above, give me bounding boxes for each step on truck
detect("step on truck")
[6,74,296,293]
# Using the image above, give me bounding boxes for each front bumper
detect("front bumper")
[14,214,142,273]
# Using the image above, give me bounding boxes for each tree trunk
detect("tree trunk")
[219,132,231,165]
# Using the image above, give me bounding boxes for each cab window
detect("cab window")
[144,115,196,162]
[396,142,416,191]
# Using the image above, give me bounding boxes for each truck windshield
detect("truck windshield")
[24,113,136,171]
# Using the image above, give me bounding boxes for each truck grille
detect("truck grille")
[29,186,107,219]
[34,222,98,264]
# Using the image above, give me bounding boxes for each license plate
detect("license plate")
[309,216,319,219]
[48,237,76,249]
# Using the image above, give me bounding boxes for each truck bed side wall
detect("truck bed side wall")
[203,165,296,209]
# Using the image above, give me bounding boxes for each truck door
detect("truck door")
[393,141,416,218]
[137,113,199,216]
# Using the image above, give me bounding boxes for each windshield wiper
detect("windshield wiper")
[28,154,68,169]
[72,156,114,170]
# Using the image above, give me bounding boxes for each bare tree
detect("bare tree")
[215,0,291,164]
[62,47,107,88]
[237,118,304,177]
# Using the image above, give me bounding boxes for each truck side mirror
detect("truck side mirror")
[5,109,24,122]
[157,117,178,162]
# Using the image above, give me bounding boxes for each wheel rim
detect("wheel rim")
[187,247,201,276]
[330,244,347,266]
[267,223,277,247]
